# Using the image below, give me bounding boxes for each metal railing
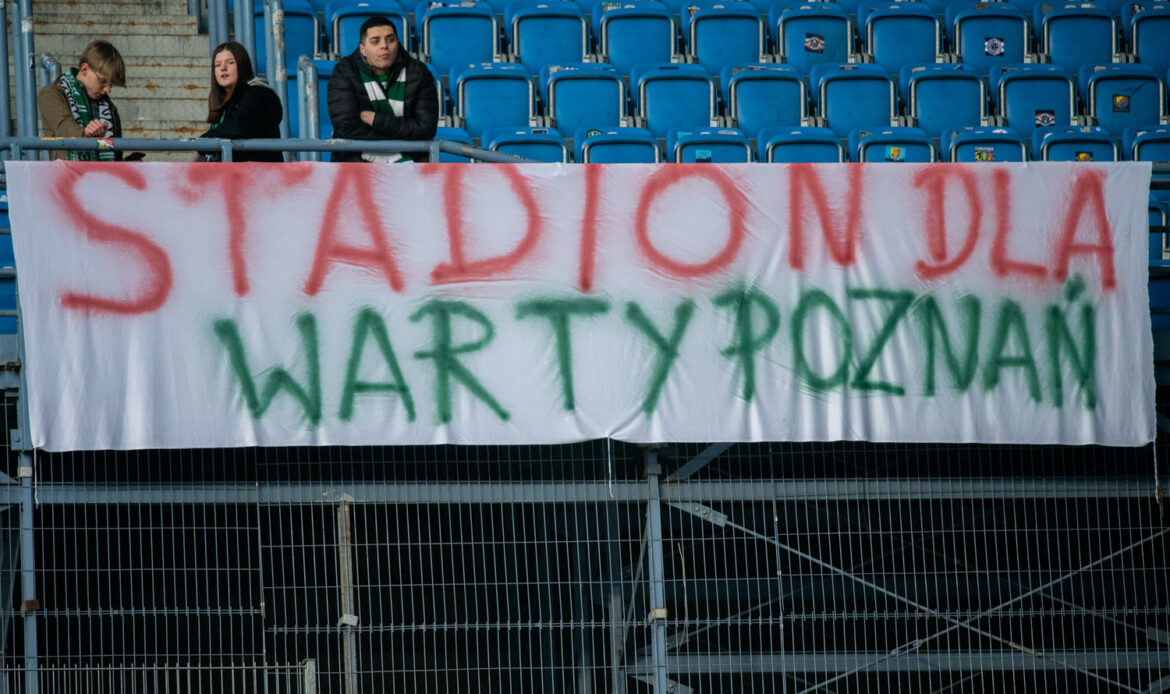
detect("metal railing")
[0,136,532,163]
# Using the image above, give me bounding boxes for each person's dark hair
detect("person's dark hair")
[78,40,126,87]
[206,41,256,124]
[359,15,397,43]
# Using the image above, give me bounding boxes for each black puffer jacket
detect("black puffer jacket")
[199,77,284,163]
[327,49,439,162]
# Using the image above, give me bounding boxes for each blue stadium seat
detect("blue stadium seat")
[255,0,320,74]
[863,3,941,75]
[901,63,987,138]
[328,0,411,55]
[1124,124,1170,160]
[757,125,846,161]
[667,127,753,161]
[418,1,501,77]
[681,1,767,74]
[1127,4,1170,77]
[989,64,1076,137]
[426,61,449,124]
[1039,3,1117,75]
[810,63,896,138]
[435,125,477,161]
[483,125,571,160]
[631,63,717,138]
[721,63,806,136]
[1079,63,1165,136]
[849,126,936,161]
[776,3,854,74]
[453,62,537,137]
[542,63,627,137]
[947,1,1029,74]
[292,59,336,140]
[943,125,1029,161]
[594,1,678,75]
[1032,124,1119,160]
[576,126,662,161]
[505,1,590,74]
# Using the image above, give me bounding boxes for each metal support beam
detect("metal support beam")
[18,457,36,694]
[626,651,1170,674]
[0,478,1149,506]
[263,0,290,138]
[665,443,731,481]
[0,0,11,139]
[646,451,669,694]
[233,0,256,66]
[336,499,358,694]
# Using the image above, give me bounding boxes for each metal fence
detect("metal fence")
[0,149,1166,693]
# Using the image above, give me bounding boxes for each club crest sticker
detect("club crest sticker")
[984,36,1005,56]
[804,33,825,53]
[1035,110,1056,127]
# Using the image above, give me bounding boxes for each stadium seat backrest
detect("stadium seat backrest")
[255,0,320,74]
[435,125,477,160]
[576,126,663,161]
[811,63,895,138]
[757,125,846,161]
[777,3,853,74]
[721,63,806,135]
[483,125,571,160]
[948,1,1029,74]
[329,0,411,55]
[850,126,935,161]
[1149,193,1168,266]
[1040,3,1117,75]
[667,126,753,161]
[1079,63,1165,136]
[901,63,986,138]
[506,1,590,74]
[542,63,627,136]
[864,4,941,76]
[595,1,678,75]
[944,125,1029,160]
[989,64,1076,137]
[1032,124,1119,160]
[1123,124,1170,160]
[419,1,501,76]
[632,63,717,137]
[1129,4,1170,77]
[682,2,767,74]
[453,62,537,136]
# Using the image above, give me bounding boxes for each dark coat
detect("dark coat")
[199,78,284,163]
[327,49,439,162]
[37,83,123,161]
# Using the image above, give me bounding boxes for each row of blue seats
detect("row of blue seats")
[439,122,1170,161]
[294,60,1167,141]
[255,0,1170,81]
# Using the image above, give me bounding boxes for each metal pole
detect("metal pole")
[188,0,204,34]
[297,55,320,161]
[0,0,11,139]
[264,0,289,138]
[336,500,358,694]
[18,457,36,694]
[16,0,36,140]
[233,0,257,65]
[208,0,229,53]
[35,54,60,91]
[645,451,668,694]
[9,0,30,140]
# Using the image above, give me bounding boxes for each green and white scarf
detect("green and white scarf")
[359,63,412,163]
[58,68,115,162]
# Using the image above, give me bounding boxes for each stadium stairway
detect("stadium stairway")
[10,0,211,158]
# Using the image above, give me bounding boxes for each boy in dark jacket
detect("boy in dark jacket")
[327,16,438,162]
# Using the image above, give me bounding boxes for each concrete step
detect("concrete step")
[123,119,208,139]
[121,76,207,100]
[34,16,200,36]
[117,96,207,123]
[33,31,207,60]
[34,0,191,15]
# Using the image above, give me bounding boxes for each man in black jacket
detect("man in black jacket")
[328,16,438,162]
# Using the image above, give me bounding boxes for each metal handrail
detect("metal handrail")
[0,136,533,163]
[35,54,60,91]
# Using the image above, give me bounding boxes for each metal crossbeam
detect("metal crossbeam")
[628,651,1170,673]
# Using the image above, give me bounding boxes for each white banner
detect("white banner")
[7,160,1155,450]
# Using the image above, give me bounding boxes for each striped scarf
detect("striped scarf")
[360,64,411,163]
[58,69,115,161]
